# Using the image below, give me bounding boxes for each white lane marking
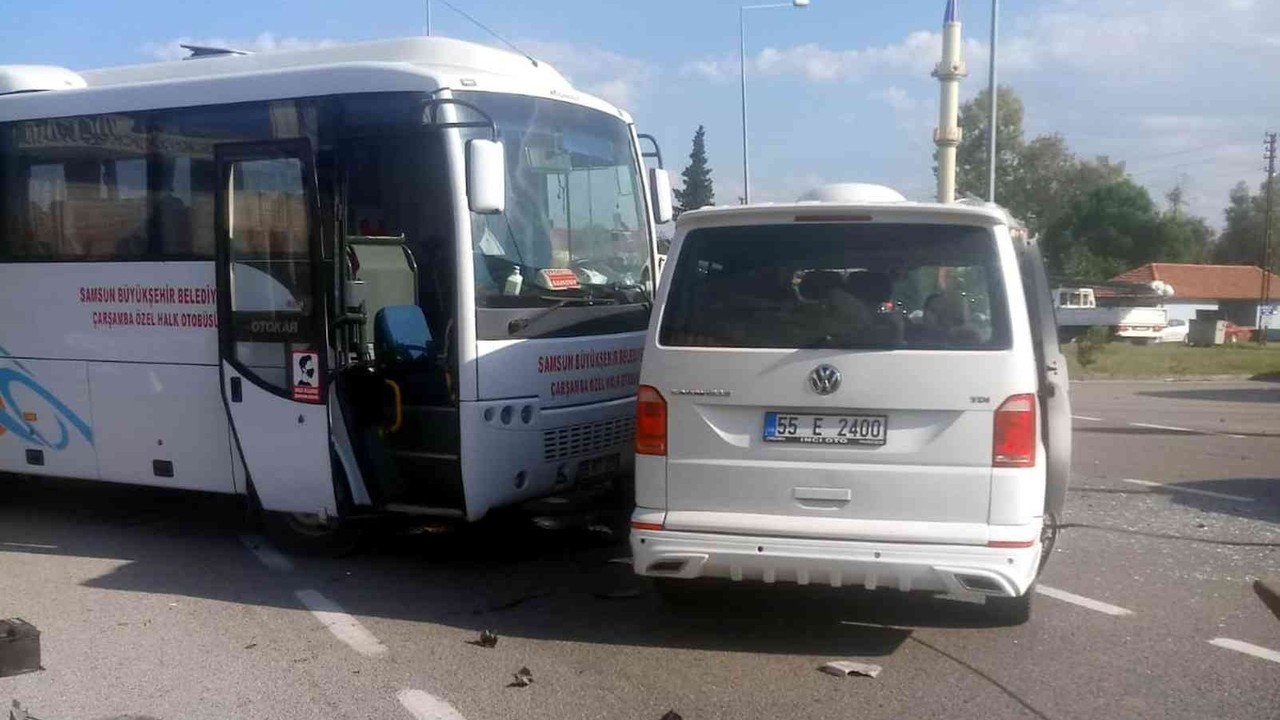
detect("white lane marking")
[1209,638,1280,665]
[398,689,467,720]
[0,541,59,550]
[1121,478,1254,503]
[1129,422,1199,433]
[240,535,295,573]
[294,589,388,657]
[1035,585,1134,616]
[1227,434,1248,439]
[608,557,633,565]
[1072,415,1103,422]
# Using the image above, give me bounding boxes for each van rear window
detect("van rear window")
[659,223,1011,350]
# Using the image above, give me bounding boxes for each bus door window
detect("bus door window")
[225,155,316,392]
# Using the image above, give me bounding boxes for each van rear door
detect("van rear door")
[651,220,1034,544]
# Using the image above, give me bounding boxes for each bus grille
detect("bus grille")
[543,417,635,462]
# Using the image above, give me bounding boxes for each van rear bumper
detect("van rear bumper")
[630,528,1042,597]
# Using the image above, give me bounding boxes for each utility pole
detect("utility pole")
[1260,131,1276,344]
[426,0,432,35]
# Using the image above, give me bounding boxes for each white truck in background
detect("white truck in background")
[1053,287,1168,343]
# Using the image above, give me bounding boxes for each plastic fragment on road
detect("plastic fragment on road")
[0,619,41,678]
[1254,579,1280,622]
[819,660,883,679]
[593,587,644,600]
[509,666,534,688]
[469,630,499,648]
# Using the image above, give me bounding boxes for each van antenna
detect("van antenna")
[435,0,539,67]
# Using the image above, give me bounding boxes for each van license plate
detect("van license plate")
[764,412,887,446]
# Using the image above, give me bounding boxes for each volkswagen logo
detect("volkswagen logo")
[808,364,842,395]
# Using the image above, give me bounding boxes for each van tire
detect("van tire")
[985,591,1033,625]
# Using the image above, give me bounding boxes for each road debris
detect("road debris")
[508,666,535,688]
[1254,579,1280,622]
[468,630,499,648]
[592,587,644,600]
[243,643,257,650]
[819,660,883,679]
[9,700,36,720]
[0,619,41,678]
[659,712,683,720]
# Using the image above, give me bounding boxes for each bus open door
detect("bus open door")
[214,140,339,523]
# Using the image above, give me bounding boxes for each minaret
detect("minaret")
[933,0,967,203]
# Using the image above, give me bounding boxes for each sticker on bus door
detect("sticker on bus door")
[291,351,322,403]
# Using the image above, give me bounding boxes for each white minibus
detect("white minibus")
[630,184,1070,623]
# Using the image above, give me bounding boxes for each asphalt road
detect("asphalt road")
[1,380,1277,720]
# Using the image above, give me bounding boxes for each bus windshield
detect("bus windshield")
[457,93,651,319]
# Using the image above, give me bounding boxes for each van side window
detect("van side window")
[660,223,1011,351]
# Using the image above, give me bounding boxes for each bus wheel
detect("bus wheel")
[262,511,362,556]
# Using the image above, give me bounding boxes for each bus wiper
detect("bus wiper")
[507,294,617,337]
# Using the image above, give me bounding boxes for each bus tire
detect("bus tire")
[263,510,362,557]
[246,478,362,557]
[985,591,1033,626]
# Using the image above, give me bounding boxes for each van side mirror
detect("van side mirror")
[374,305,433,365]
[650,167,673,224]
[467,139,506,214]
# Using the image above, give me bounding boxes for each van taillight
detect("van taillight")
[634,385,667,456]
[993,394,1036,467]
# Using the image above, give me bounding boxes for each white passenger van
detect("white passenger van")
[0,37,674,546]
[630,184,1071,623]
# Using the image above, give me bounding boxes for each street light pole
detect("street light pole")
[739,0,810,205]
[987,0,999,202]
[740,7,750,205]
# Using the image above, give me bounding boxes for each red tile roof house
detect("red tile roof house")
[1108,263,1280,337]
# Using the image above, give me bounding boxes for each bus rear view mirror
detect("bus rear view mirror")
[650,167,673,225]
[467,139,506,214]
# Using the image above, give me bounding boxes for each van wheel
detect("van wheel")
[985,591,1033,626]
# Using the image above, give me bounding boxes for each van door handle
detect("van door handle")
[230,376,243,403]
[794,487,852,503]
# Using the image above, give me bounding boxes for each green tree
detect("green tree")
[674,125,715,214]
[951,87,1123,242]
[1212,180,1276,270]
[953,86,1024,202]
[1047,179,1212,280]
[949,86,1211,279]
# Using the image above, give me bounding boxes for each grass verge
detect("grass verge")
[1066,341,1280,380]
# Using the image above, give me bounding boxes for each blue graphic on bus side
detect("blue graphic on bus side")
[0,346,94,450]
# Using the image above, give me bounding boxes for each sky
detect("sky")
[4,0,1278,226]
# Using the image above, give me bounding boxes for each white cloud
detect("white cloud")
[520,40,654,110]
[681,0,1279,226]
[874,86,919,114]
[143,33,338,61]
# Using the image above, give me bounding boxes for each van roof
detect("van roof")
[676,200,1012,230]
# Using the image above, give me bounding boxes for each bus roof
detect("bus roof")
[0,36,629,123]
